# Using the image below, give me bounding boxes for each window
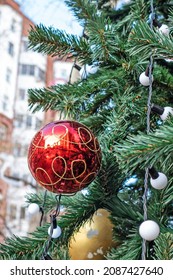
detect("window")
[8,42,14,56]
[19,64,35,76]
[2,95,8,110]
[60,68,68,78]
[0,189,3,202]
[26,115,32,128]
[9,204,17,220]
[0,123,7,141]
[6,68,12,83]
[18,89,26,100]
[11,19,16,32]
[19,64,27,75]
[38,68,45,81]
[35,118,42,130]
[22,40,29,52]
[13,144,22,156]
[13,144,27,157]
[20,207,25,219]
[29,65,35,75]
[15,114,24,128]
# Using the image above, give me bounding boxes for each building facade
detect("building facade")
[0,0,22,155]
[0,0,52,240]
[0,0,78,241]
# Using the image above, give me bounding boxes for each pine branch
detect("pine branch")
[128,20,173,61]
[103,0,149,36]
[28,24,91,62]
[66,0,123,63]
[106,196,142,223]
[0,226,49,260]
[28,82,88,116]
[114,120,173,174]
[64,0,98,24]
[87,17,123,63]
[106,232,142,260]
[163,183,173,207]
[80,113,108,134]
[27,68,123,118]
[153,64,173,92]
[153,233,173,260]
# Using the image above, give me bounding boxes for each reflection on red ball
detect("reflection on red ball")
[27,120,102,194]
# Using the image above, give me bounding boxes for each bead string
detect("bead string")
[41,194,62,260]
[141,0,154,260]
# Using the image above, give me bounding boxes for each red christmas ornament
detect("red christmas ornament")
[28,120,102,194]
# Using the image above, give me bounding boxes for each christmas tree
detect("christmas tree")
[1,0,173,260]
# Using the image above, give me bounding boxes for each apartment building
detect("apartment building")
[0,0,49,239]
[0,0,76,241]
[0,0,23,242]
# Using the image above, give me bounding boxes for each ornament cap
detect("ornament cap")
[74,64,81,71]
[151,104,164,115]
[153,18,162,28]
[149,167,159,179]
[52,216,57,229]
[145,66,150,77]
[83,33,89,40]
[42,254,52,260]
[145,65,154,77]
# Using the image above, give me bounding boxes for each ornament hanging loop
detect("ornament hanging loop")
[49,194,62,218]
[39,190,48,226]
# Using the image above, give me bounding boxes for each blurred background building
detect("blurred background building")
[0,0,78,242]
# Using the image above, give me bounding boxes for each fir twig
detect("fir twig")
[128,20,173,61]
[28,24,91,62]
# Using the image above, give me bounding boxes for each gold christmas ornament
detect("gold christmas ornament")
[69,209,115,260]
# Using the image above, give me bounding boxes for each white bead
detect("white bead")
[87,64,99,75]
[48,225,62,238]
[79,66,88,79]
[139,72,153,86]
[28,203,40,215]
[161,107,173,121]
[159,24,169,35]
[139,220,160,241]
[150,172,168,190]
[79,64,99,79]
[165,58,173,63]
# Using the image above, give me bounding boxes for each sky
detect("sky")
[15,1,130,35]
[15,0,83,35]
